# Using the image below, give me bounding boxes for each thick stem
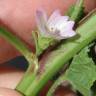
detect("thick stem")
[16,65,36,94]
[24,14,96,96]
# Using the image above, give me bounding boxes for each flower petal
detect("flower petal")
[35,9,48,36]
[48,9,69,28]
[60,21,75,31]
[54,16,69,29]
[48,10,61,23]
[66,21,75,28]
[48,16,69,31]
[48,9,69,23]
[60,29,76,38]
[69,30,76,37]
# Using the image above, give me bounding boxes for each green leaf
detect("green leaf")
[47,47,96,96]
[65,47,96,96]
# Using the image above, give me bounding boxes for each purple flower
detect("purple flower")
[35,9,76,40]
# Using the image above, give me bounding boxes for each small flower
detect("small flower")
[35,9,76,40]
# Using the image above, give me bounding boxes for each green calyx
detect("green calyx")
[32,31,55,56]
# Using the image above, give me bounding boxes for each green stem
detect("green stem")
[0,27,33,62]
[16,64,36,94]
[0,27,38,95]
[16,54,39,93]
[47,76,68,96]
[24,13,96,96]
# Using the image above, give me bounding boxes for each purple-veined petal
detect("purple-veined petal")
[35,9,49,36]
